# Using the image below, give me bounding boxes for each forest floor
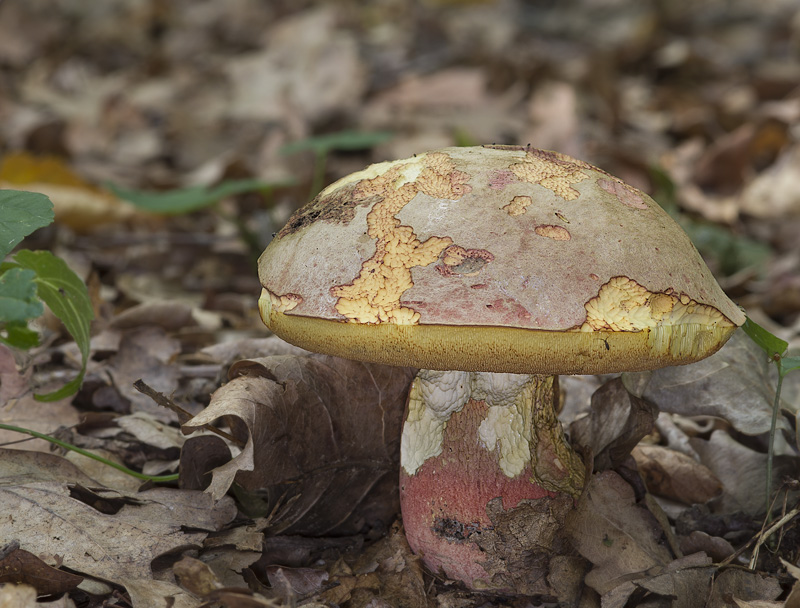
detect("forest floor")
[0,1,799,606]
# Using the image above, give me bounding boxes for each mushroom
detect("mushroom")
[257,145,745,590]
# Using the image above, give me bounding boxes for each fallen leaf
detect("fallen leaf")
[183,354,414,536]
[173,556,221,597]
[632,444,723,505]
[690,430,798,515]
[226,7,365,124]
[0,482,235,590]
[0,152,142,231]
[105,327,181,419]
[633,552,715,608]
[623,330,786,436]
[707,568,782,608]
[679,531,735,563]
[565,471,673,599]
[0,583,36,608]
[570,377,658,471]
[739,143,800,218]
[0,448,98,489]
[0,546,83,597]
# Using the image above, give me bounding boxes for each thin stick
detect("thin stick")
[133,379,242,447]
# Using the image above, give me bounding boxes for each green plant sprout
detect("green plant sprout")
[741,317,800,520]
[1,189,93,401]
[280,130,394,199]
[109,177,296,260]
[0,423,178,483]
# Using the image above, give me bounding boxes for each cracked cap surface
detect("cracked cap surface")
[258,145,745,375]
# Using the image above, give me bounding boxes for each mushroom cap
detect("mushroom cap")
[258,145,745,375]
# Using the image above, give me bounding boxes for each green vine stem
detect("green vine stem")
[0,423,179,483]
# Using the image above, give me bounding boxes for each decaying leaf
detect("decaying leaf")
[690,430,797,515]
[0,546,83,597]
[0,151,144,231]
[570,377,658,471]
[707,568,783,608]
[319,522,428,608]
[632,444,723,505]
[565,471,673,600]
[632,552,715,608]
[0,447,99,486]
[0,482,235,598]
[182,354,414,536]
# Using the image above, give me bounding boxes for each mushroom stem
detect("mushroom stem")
[399,370,584,589]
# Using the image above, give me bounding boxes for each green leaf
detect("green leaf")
[0,322,40,349]
[0,190,54,258]
[10,249,93,401]
[0,267,43,323]
[742,317,788,359]
[109,178,293,215]
[780,356,800,377]
[281,130,394,155]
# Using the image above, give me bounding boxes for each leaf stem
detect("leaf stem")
[0,423,179,483]
[765,365,785,521]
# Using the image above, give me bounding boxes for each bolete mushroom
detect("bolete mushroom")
[257,145,745,590]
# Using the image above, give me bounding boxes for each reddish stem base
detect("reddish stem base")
[400,398,556,589]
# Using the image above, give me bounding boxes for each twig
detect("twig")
[133,379,242,447]
[748,504,800,570]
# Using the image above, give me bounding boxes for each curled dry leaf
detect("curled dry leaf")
[632,444,723,505]
[182,354,415,536]
[570,377,658,471]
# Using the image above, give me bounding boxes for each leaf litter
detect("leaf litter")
[0,0,799,606]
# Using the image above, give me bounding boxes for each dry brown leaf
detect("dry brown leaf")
[183,354,414,536]
[0,152,142,230]
[349,523,428,608]
[226,7,365,124]
[633,552,715,608]
[173,556,221,597]
[0,345,28,403]
[565,471,673,600]
[632,444,723,505]
[370,68,488,111]
[0,547,83,597]
[679,531,735,563]
[105,327,181,419]
[0,482,235,591]
[570,377,658,471]
[122,578,201,608]
[707,569,782,608]
[265,565,329,598]
[690,430,797,515]
[0,448,98,486]
[739,143,800,218]
[0,391,80,456]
